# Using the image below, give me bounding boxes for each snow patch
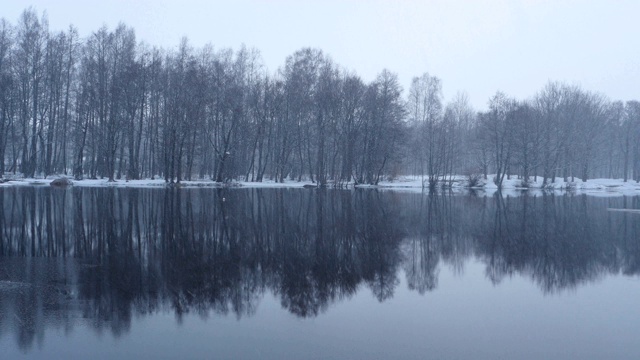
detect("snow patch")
[0,174,639,196]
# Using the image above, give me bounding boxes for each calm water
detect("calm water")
[0,187,639,359]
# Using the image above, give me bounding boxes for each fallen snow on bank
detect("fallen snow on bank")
[1,175,639,196]
[374,175,640,196]
[483,176,640,196]
[0,177,314,189]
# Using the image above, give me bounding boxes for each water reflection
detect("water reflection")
[0,187,639,351]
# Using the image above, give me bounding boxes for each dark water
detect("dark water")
[0,187,639,359]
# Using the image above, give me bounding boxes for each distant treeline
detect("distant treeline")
[0,9,639,187]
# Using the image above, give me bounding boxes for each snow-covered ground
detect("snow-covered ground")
[376,175,640,196]
[1,174,639,196]
[0,176,314,189]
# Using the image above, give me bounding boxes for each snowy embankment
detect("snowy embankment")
[0,176,314,189]
[1,174,639,196]
[375,175,640,196]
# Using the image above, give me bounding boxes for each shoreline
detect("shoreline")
[1,175,639,196]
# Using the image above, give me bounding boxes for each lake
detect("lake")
[0,187,639,359]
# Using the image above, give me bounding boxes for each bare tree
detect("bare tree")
[535,82,567,185]
[337,73,365,184]
[442,92,475,185]
[574,91,607,182]
[0,19,14,177]
[510,101,541,185]
[480,91,516,189]
[14,8,46,177]
[626,101,640,182]
[356,70,405,185]
[407,73,444,190]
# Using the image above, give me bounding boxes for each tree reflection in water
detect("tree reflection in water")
[0,187,639,351]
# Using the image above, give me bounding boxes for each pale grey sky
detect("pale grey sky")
[3,0,639,110]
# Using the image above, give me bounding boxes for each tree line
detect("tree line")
[1,9,639,188]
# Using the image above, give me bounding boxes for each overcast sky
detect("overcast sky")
[4,0,640,110]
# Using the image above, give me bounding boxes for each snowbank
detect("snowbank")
[0,174,639,196]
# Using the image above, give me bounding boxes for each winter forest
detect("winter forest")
[1,9,639,190]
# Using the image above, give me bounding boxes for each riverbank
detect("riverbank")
[1,174,639,196]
